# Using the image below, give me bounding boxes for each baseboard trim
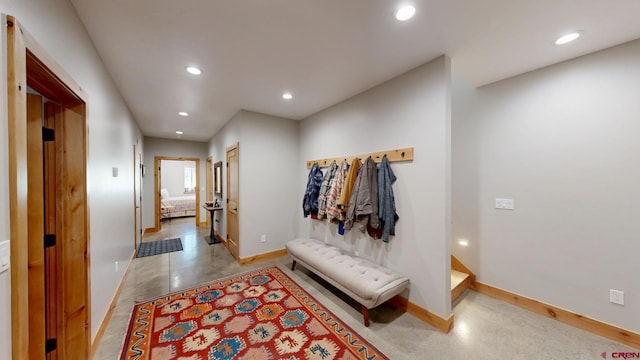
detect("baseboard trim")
[388,296,454,334]
[144,227,156,234]
[475,281,640,350]
[90,250,136,357]
[239,248,288,265]
[213,230,225,244]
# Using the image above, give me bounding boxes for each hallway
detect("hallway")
[94,218,634,359]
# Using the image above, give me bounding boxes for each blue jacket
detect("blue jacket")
[377,155,399,242]
[303,162,324,217]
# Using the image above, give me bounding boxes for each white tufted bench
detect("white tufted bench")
[286,238,409,327]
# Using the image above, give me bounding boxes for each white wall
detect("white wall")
[452,39,640,333]
[161,160,196,196]
[0,0,143,341]
[239,111,299,257]
[207,111,242,241]
[298,56,452,319]
[143,137,208,228]
[207,110,299,258]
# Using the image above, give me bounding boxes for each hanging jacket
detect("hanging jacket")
[345,156,379,233]
[377,155,399,242]
[302,162,323,217]
[337,157,361,207]
[317,160,337,219]
[325,160,349,222]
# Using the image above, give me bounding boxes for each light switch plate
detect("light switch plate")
[0,240,10,274]
[495,198,514,210]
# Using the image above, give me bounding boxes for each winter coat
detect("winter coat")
[302,162,323,217]
[337,158,361,207]
[377,155,399,242]
[345,156,379,232]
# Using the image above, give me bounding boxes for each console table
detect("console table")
[203,205,223,244]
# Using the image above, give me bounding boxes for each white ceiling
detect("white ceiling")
[69,0,640,142]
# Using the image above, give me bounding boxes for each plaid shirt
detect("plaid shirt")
[317,160,337,218]
[325,160,349,222]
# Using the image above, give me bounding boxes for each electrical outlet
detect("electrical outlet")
[115,261,119,273]
[610,289,624,305]
[0,240,10,274]
[260,234,266,243]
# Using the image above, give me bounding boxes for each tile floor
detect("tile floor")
[94,217,635,359]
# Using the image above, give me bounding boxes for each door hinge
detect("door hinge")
[42,127,55,142]
[226,198,229,203]
[45,338,57,353]
[44,234,56,248]
[140,229,143,235]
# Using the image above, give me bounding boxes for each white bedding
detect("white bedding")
[161,192,196,218]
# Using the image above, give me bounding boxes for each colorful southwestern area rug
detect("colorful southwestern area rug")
[120,265,390,360]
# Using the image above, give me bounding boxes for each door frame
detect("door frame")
[153,156,201,231]
[133,144,142,250]
[6,16,90,359]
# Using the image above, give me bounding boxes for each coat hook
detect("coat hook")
[401,151,405,158]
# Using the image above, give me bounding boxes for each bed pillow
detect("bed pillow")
[160,188,170,199]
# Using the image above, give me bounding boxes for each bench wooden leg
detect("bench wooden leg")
[291,260,297,271]
[361,305,370,327]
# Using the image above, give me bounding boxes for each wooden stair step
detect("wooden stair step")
[451,270,471,303]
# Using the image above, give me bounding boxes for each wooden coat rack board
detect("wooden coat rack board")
[306,147,414,169]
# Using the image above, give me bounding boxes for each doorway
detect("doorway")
[7,16,90,359]
[153,156,201,231]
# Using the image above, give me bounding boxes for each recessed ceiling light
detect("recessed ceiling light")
[282,92,293,100]
[186,66,202,75]
[176,131,183,135]
[458,239,469,247]
[178,112,189,117]
[555,32,581,45]
[395,5,416,21]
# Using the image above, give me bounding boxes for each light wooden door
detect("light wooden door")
[53,103,90,359]
[206,157,213,227]
[26,95,89,359]
[226,144,239,260]
[26,93,47,359]
[43,101,59,360]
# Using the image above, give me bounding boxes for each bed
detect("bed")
[160,189,196,219]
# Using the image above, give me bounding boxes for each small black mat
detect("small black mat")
[136,238,183,258]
